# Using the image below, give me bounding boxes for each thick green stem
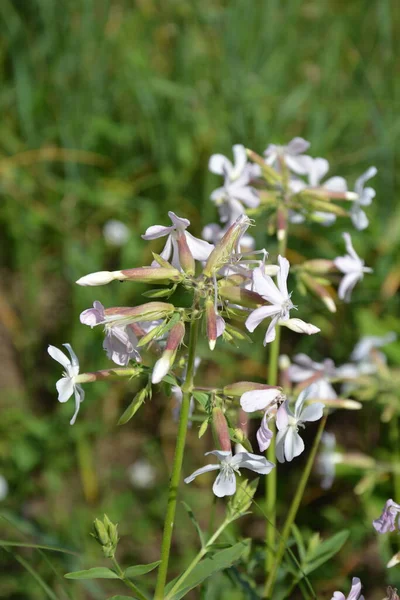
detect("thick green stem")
[154,317,200,600]
[165,519,228,599]
[264,413,327,598]
[112,557,149,600]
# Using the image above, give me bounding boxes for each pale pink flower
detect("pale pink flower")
[245,256,320,344]
[334,233,372,302]
[256,412,274,452]
[373,499,400,534]
[288,353,338,400]
[142,211,213,269]
[331,577,364,600]
[184,450,274,497]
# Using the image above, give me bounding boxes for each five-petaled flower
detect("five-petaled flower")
[48,344,84,425]
[350,167,377,231]
[245,256,320,344]
[142,211,213,270]
[331,577,364,600]
[334,233,372,302]
[276,385,324,463]
[373,499,400,534]
[184,450,275,497]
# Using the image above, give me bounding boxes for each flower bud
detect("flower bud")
[176,234,195,275]
[104,302,175,325]
[279,318,320,335]
[203,215,251,276]
[92,515,119,559]
[303,259,335,274]
[205,299,217,350]
[76,267,182,286]
[277,207,287,242]
[246,149,281,184]
[212,407,231,452]
[223,381,280,397]
[152,322,185,384]
[300,272,336,313]
[219,286,264,309]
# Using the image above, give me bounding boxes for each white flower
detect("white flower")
[331,577,364,600]
[316,432,341,489]
[142,211,213,269]
[350,167,377,230]
[245,256,320,344]
[334,233,372,302]
[275,385,324,463]
[127,459,156,489]
[350,332,396,362]
[264,137,311,174]
[184,450,275,497]
[209,144,260,226]
[288,353,338,400]
[103,219,130,246]
[0,475,8,501]
[48,344,85,425]
[240,387,282,413]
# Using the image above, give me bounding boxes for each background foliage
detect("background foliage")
[0,1,399,598]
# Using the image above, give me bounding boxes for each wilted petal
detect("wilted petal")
[284,428,305,462]
[240,388,281,412]
[80,301,105,327]
[213,470,237,497]
[257,414,274,452]
[56,377,74,403]
[184,463,221,484]
[373,499,400,534]
[216,315,226,338]
[245,305,280,333]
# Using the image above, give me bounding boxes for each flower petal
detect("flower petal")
[299,402,325,423]
[212,471,237,497]
[245,305,280,333]
[348,578,362,600]
[56,377,74,403]
[209,154,232,176]
[284,428,305,462]
[351,206,369,231]
[338,272,361,302]
[70,385,84,425]
[323,176,347,192]
[233,452,275,475]
[277,255,290,298]
[168,211,190,231]
[240,388,281,412]
[275,429,287,463]
[185,232,214,261]
[48,345,71,370]
[252,267,283,305]
[142,224,173,240]
[184,463,221,484]
[232,144,247,178]
[80,301,105,327]
[276,402,290,430]
[264,315,280,345]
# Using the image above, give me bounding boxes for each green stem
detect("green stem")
[154,316,200,600]
[265,325,281,574]
[165,519,229,599]
[390,417,400,501]
[264,413,327,598]
[112,558,149,600]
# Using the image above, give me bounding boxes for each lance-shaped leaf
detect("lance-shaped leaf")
[65,567,119,579]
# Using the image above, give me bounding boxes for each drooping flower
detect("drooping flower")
[209,144,260,226]
[256,412,274,452]
[275,385,324,463]
[264,137,311,174]
[184,450,275,497]
[80,301,142,366]
[373,499,400,534]
[288,353,338,400]
[245,256,320,344]
[48,344,85,425]
[142,211,213,269]
[350,167,377,230]
[331,577,364,600]
[334,233,372,302]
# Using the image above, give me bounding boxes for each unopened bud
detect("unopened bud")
[387,555,400,569]
[104,302,175,325]
[223,381,280,397]
[92,515,119,559]
[203,215,252,276]
[176,234,195,275]
[76,266,182,286]
[219,286,263,308]
[277,208,287,242]
[212,407,231,452]
[301,272,336,313]
[246,149,281,184]
[151,322,185,384]
[279,318,320,335]
[278,354,291,370]
[303,260,335,274]
[206,299,217,350]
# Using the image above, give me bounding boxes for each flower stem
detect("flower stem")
[264,413,327,598]
[154,316,200,600]
[112,557,149,600]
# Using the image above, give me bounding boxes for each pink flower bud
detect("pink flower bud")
[120,266,183,282]
[219,286,264,308]
[203,215,251,276]
[104,302,175,323]
[176,234,195,275]
[212,407,231,452]
[151,322,185,384]
[206,299,217,350]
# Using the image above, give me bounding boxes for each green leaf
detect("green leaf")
[192,391,209,408]
[65,567,119,580]
[181,502,205,548]
[107,596,135,599]
[0,540,77,555]
[118,389,147,425]
[165,540,250,600]
[124,560,161,578]
[304,530,349,575]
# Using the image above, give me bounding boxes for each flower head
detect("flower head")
[184,450,275,497]
[288,353,338,400]
[48,344,85,425]
[350,166,377,230]
[334,233,372,302]
[275,385,324,463]
[142,211,213,269]
[373,499,400,534]
[331,577,364,600]
[245,256,320,344]
[264,137,311,174]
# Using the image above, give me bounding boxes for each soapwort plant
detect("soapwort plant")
[47,138,396,598]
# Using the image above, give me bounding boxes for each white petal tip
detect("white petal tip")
[76,271,116,286]
[209,340,216,351]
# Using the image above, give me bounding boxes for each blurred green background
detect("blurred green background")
[0,1,399,598]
